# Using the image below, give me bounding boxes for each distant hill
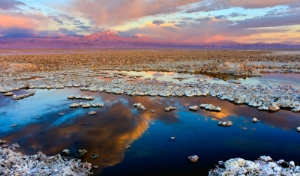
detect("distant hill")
[0,31,300,49]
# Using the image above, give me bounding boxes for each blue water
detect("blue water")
[0,88,300,175]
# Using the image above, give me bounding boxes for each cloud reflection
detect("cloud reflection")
[1,89,180,174]
[1,88,300,175]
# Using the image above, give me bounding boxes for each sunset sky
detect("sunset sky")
[0,0,300,43]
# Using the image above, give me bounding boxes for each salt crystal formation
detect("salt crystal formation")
[70,102,104,108]
[189,105,198,111]
[133,103,147,110]
[68,95,94,100]
[3,92,14,96]
[252,117,259,123]
[199,104,221,112]
[12,92,34,100]
[209,156,300,176]
[218,121,233,127]
[88,111,96,115]
[1,70,298,113]
[188,155,199,162]
[0,145,92,175]
[165,106,176,112]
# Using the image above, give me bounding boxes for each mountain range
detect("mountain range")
[0,31,300,49]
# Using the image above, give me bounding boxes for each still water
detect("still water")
[0,74,300,175]
[107,71,300,88]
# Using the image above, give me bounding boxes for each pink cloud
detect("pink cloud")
[0,12,49,37]
[0,14,36,29]
[0,11,48,29]
[69,0,199,26]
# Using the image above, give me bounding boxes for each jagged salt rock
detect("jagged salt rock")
[218,121,233,127]
[62,149,70,155]
[260,156,272,162]
[67,95,75,99]
[189,105,198,111]
[188,155,199,162]
[88,111,96,115]
[165,106,176,112]
[290,161,295,167]
[252,117,259,123]
[224,158,246,169]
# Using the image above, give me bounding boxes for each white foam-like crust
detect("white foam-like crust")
[209,156,300,176]
[0,146,92,175]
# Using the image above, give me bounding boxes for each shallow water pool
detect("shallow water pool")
[1,87,300,175]
[104,71,300,88]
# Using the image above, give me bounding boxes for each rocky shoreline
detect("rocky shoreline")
[0,140,92,176]
[209,156,300,175]
[1,50,300,175]
[1,71,299,113]
[2,139,300,176]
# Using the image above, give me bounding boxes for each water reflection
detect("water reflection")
[176,96,300,130]
[0,89,180,174]
[1,88,300,175]
[105,71,300,87]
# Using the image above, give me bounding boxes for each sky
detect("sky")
[0,0,300,43]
